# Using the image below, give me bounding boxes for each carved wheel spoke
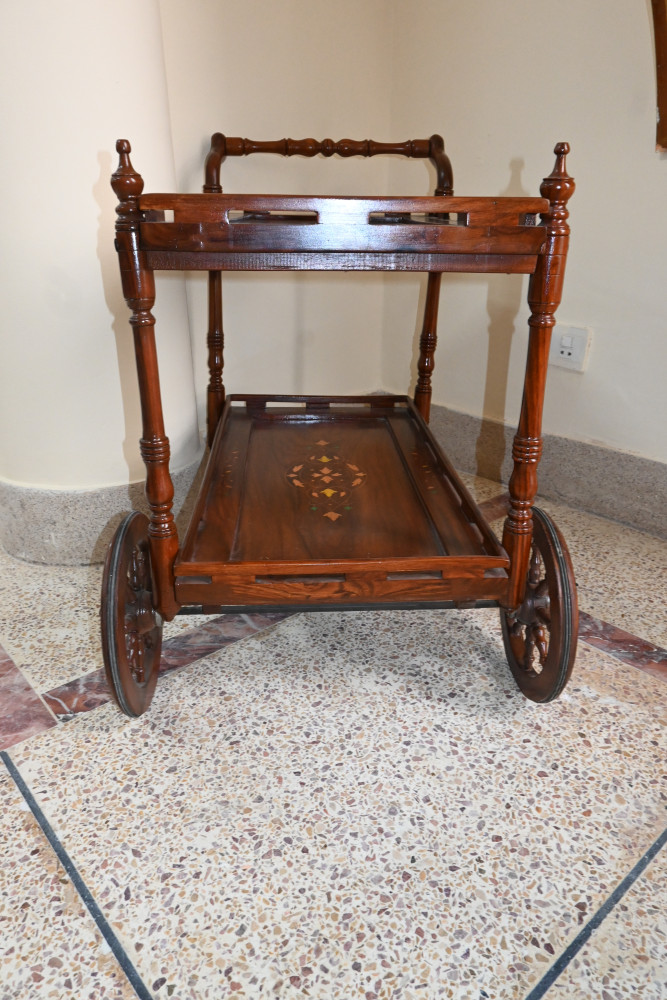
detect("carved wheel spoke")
[500,507,578,703]
[101,512,163,717]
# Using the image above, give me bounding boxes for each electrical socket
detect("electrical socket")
[549,324,592,372]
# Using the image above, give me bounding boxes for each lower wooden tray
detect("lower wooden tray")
[175,395,509,608]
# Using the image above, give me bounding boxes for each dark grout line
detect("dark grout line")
[1,750,154,1000]
[524,824,667,999]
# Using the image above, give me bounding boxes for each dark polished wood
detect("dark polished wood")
[414,272,442,421]
[206,270,225,447]
[174,396,508,608]
[652,0,667,150]
[143,249,543,274]
[500,507,578,702]
[202,133,453,436]
[107,135,575,714]
[501,144,575,608]
[110,141,179,620]
[205,132,453,196]
[101,512,162,717]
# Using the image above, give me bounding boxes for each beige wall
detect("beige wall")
[0,0,200,489]
[1,0,664,497]
[383,0,667,464]
[158,0,393,430]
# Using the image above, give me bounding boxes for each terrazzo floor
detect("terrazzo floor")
[0,475,665,999]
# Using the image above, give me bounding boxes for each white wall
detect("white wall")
[0,0,200,489]
[383,0,667,464]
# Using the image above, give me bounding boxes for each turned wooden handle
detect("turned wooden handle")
[218,135,433,158]
[205,133,453,195]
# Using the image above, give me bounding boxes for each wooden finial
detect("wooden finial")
[541,143,574,201]
[111,138,144,206]
[540,142,575,234]
[553,141,570,165]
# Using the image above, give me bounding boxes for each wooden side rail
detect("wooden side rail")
[140,193,546,226]
[137,194,549,257]
[204,133,453,197]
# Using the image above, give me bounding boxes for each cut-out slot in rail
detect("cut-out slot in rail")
[227,209,319,223]
[368,211,469,226]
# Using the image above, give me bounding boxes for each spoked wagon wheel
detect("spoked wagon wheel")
[500,507,578,703]
[101,512,163,717]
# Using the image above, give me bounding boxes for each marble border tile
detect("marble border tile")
[477,492,510,522]
[0,644,56,750]
[579,615,667,681]
[43,612,293,721]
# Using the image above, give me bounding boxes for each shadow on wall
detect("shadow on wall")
[477,157,528,482]
[92,149,143,480]
[405,155,527,479]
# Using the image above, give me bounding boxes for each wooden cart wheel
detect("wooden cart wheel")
[101,512,163,717]
[500,507,578,702]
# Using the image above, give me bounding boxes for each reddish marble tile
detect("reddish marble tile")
[42,668,110,721]
[242,611,292,630]
[579,612,667,681]
[0,645,57,749]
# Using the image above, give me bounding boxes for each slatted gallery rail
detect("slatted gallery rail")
[137,194,550,271]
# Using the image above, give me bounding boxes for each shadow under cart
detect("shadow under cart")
[101,131,578,717]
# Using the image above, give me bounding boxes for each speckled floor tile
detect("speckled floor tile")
[0,547,219,694]
[456,471,505,505]
[541,841,667,998]
[9,609,666,999]
[0,765,137,999]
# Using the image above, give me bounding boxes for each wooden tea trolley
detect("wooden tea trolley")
[103,133,578,717]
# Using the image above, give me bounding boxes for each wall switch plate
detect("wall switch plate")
[549,324,592,372]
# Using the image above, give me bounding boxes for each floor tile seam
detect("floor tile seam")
[523,823,667,999]
[0,749,152,1000]
[0,642,60,722]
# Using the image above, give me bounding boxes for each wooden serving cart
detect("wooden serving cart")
[103,133,577,717]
